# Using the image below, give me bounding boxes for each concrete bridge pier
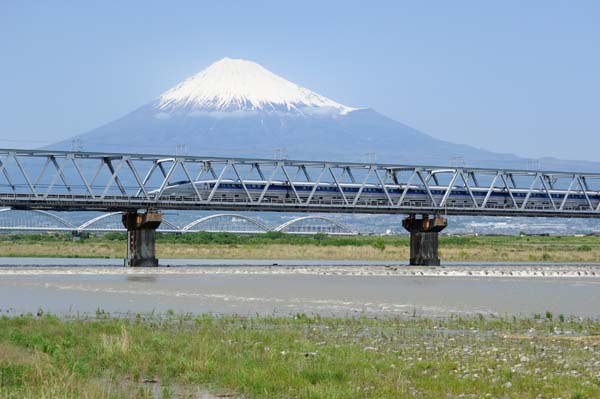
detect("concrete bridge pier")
[122,211,162,267]
[402,215,448,266]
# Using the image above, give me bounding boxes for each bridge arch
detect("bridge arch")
[77,212,180,232]
[274,216,355,235]
[0,208,74,231]
[77,212,124,231]
[182,214,270,233]
[156,218,179,231]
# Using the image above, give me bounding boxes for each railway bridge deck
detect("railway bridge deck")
[1,148,599,265]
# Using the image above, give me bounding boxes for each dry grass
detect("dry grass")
[157,243,411,260]
[0,343,49,366]
[0,242,120,258]
[1,241,600,262]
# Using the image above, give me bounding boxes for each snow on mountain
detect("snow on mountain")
[156,57,356,115]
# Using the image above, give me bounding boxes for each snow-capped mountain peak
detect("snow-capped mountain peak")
[156,57,356,115]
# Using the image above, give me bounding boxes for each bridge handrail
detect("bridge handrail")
[274,216,355,234]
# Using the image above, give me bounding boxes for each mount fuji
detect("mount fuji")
[48,58,596,171]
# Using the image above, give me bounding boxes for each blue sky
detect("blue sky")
[1,1,599,161]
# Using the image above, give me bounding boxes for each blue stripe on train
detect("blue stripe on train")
[208,183,598,200]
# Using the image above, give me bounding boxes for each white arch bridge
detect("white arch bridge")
[0,209,356,235]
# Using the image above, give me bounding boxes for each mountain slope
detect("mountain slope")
[48,58,598,171]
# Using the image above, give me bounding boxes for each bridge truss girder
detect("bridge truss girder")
[0,148,599,218]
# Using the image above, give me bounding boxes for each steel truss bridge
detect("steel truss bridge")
[0,209,355,235]
[1,148,600,218]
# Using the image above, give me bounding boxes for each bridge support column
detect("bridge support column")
[122,211,162,267]
[402,215,447,266]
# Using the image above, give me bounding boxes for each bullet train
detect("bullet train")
[153,179,600,209]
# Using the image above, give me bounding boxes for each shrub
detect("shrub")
[372,238,386,251]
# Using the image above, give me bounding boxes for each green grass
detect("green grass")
[3,231,600,248]
[1,313,599,398]
[0,231,403,247]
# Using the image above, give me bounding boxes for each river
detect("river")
[1,258,599,318]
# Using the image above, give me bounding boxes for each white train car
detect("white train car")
[151,179,600,211]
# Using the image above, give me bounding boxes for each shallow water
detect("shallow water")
[0,258,599,318]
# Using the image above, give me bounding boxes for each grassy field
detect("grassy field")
[1,232,600,262]
[0,313,599,398]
